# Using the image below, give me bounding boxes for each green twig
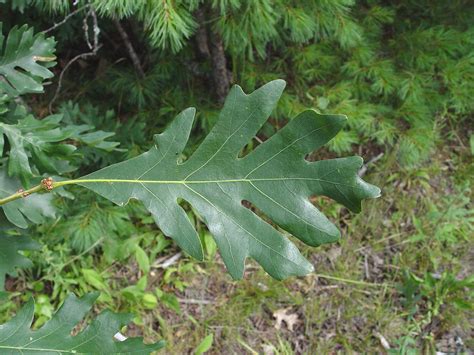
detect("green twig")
[0,184,45,206]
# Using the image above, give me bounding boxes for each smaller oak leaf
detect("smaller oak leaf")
[0,24,56,96]
[0,292,164,353]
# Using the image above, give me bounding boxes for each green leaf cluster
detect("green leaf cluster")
[0,23,56,96]
[0,23,124,231]
[0,22,166,352]
[93,0,196,52]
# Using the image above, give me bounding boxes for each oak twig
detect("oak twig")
[0,184,45,206]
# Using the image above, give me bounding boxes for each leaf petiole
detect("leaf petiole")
[0,177,66,206]
[0,184,45,206]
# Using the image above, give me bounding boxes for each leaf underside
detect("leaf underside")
[80,80,381,280]
[0,292,164,353]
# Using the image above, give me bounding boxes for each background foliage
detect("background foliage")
[0,0,472,353]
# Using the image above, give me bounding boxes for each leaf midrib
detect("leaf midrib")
[67,177,358,188]
[0,344,79,353]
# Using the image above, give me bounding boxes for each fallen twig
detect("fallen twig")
[374,332,391,350]
[364,253,370,280]
[315,273,392,288]
[354,232,402,252]
[177,298,213,305]
[152,252,182,269]
[359,152,384,177]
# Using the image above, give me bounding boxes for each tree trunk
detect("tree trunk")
[194,9,210,59]
[209,29,230,104]
[114,19,145,78]
[194,6,231,104]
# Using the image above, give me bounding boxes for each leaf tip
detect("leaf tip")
[188,242,205,262]
[339,114,349,122]
[183,107,196,116]
[369,184,382,199]
[357,157,382,199]
[332,114,348,127]
[272,78,287,87]
[80,291,101,304]
[265,79,287,94]
[154,339,167,350]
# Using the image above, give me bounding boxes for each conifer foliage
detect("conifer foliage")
[16,0,470,165]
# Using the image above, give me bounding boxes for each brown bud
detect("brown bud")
[41,177,54,191]
[17,188,29,198]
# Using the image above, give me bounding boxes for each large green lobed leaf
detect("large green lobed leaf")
[78,80,380,280]
[0,292,164,353]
